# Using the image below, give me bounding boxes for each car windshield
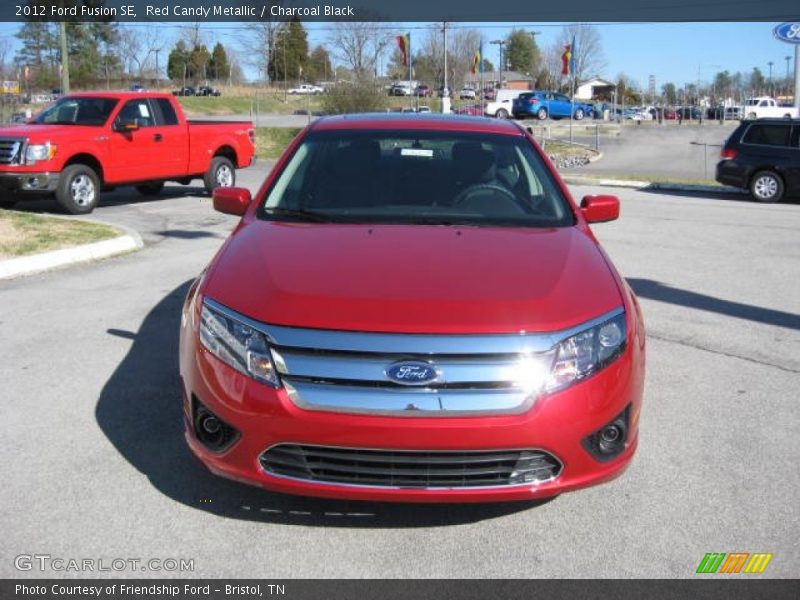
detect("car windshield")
[33,97,118,126]
[260,129,574,227]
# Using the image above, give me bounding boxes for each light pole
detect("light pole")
[768,61,774,96]
[785,56,791,96]
[490,40,505,88]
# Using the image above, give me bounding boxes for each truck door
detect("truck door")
[108,98,167,183]
[151,97,189,178]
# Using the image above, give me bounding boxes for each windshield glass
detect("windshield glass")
[33,97,119,126]
[260,129,574,227]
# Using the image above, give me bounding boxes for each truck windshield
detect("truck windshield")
[33,97,119,126]
[260,129,574,227]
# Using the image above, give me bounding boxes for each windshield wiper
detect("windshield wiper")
[264,208,346,223]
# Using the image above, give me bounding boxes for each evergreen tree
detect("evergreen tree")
[167,41,189,82]
[306,45,332,82]
[268,18,309,82]
[208,42,230,81]
[505,29,541,75]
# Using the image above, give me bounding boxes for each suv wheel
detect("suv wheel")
[750,171,784,203]
[536,107,548,120]
[204,156,235,194]
[56,164,101,214]
[496,108,508,119]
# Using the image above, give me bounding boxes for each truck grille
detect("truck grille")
[0,138,24,165]
[260,444,562,488]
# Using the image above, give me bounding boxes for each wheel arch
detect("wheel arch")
[63,153,104,184]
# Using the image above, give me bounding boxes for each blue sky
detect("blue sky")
[0,21,793,89]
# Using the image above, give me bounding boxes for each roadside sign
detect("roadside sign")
[1,81,20,94]
[773,22,800,43]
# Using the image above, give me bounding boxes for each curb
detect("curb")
[0,224,144,281]
[562,175,747,195]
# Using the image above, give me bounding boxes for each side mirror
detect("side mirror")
[580,195,620,223]
[114,119,139,132]
[213,187,251,216]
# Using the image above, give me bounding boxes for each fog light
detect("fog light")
[583,405,630,462]
[193,396,239,452]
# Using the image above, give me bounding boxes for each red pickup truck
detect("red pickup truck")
[0,92,255,214]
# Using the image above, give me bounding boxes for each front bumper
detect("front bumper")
[0,171,60,194]
[179,313,645,503]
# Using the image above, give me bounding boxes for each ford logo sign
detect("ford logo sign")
[385,361,439,386]
[774,22,800,44]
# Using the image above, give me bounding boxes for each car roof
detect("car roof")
[311,113,525,135]
[65,91,175,100]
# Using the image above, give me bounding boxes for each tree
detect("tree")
[713,70,732,99]
[749,67,765,94]
[306,45,333,82]
[661,82,677,104]
[328,21,391,81]
[269,18,309,83]
[242,15,282,85]
[505,29,541,76]
[208,43,230,81]
[188,44,211,82]
[15,22,59,88]
[557,24,605,82]
[167,40,189,82]
[615,73,641,105]
[481,58,494,73]
[119,24,162,83]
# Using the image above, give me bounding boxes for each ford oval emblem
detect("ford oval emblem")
[385,361,439,386]
[774,22,800,44]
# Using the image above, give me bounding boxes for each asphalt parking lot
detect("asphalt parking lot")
[1,164,798,578]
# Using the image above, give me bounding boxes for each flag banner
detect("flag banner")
[471,47,482,74]
[396,33,410,67]
[561,44,572,76]
[569,35,577,76]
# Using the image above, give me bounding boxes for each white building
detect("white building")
[575,78,616,100]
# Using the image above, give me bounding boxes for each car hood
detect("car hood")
[0,124,106,141]
[204,221,622,334]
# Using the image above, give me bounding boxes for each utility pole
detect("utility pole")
[768,61,774,96]
[59,21,70,93]
[442,22,450,114]
[490,40,505,88]
[786,55,792,96]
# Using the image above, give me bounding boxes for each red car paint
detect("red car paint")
[179,114,645,503]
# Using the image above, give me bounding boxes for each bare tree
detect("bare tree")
[241,20,282,85]
[557,24,606,82]
[0,39,10,79]
[539,42,565,90]
[418,26,480,90]
[119,25,164,82]
[328,21,393,81]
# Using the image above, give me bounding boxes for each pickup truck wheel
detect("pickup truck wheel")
[750,171,784,203]
[56,164,100,215]
[135,182,165,196]
[536,108,548,120]
[495,108,509,119]
[204,156,235,194]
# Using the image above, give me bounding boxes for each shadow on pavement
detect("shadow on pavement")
[95,281,549,528]
[628,278,800,331]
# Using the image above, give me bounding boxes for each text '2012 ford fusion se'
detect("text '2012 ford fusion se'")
[179,113,646,503]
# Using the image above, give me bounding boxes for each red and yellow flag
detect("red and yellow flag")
[561,44,572,76]
[396,33,410,67]
[471,46,482,75]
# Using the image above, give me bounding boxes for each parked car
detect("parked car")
[716,118,800,203]
[0,92,255,214]
[459,87,477,100]
[742,97,798,120]
[676,106,703,120]
[484,89,523,119]
[451,105,484,116]
[197,86,221,97]
[173,86,196,97]
[180,113,645,502]
[390,83,413,97]
[437,86,452,98]
[725,106,743,120]
[415,85,432,98]
[513,91,593,120]
[483,86,497,101]
[129,83,146,93]
[288,84,324,95]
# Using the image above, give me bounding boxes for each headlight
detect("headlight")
[199,301,279,387]
[546,312,626,392]
[25,142,57,165]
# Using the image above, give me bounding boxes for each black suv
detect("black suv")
[716,118,800,202]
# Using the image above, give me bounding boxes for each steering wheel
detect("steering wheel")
[452,183,527,212]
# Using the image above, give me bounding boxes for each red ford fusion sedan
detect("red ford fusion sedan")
[179,113,645,503]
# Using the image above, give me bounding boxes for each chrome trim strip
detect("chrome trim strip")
[203,297,624,355]
[283,381,535,417]
[258,442,563,490]
[274,349,556,386]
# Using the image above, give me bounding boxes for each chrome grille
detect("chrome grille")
[260,444,562,488]
[0,138,24,165]
[204,298,623,417]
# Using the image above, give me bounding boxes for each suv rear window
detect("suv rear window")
[742,124,791,146]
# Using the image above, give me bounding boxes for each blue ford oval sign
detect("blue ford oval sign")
[386,361,439,385]
[774,22,800,44]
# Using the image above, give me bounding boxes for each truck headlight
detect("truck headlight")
[546,312,627,392]
[25,142,57,165]
[199,301,279,387]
